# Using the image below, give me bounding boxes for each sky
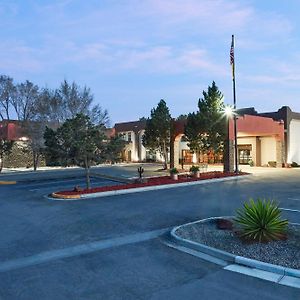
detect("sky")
[1,0,300,125]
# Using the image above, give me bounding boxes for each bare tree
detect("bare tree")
[12,80,39,121]
[57,80,93,120]
[89,104,110,127]
[0,75,15,120]
[34,88,65,123]
[23,120,47,171]
[54,80,110,126]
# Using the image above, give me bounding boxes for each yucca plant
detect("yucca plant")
[234,198,288,243]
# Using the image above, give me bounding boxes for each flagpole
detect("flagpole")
[231,34,239,174]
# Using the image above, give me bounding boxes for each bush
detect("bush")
[291,161,299,168]
[169,167,179,174]
[248,160,254,167]
[268,161,277,167]
[234,198,288,243]
[190,165,199,172]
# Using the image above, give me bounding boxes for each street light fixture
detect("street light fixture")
[224,106,233,117]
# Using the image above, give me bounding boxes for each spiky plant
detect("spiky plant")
[234,198,288,243]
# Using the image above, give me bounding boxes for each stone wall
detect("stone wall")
[276,140,284,168]
[3,141,46,168]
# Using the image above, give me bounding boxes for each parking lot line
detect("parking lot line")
[280,207,300,213]
[287,198,300,201]
[0,228,170,273]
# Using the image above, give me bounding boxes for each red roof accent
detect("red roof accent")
[229,114,284,141]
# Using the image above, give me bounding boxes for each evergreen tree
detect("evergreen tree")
[143,99,172,169]
[102,134,127,164]
[44,114,106,189]
[184,112,204,153]
[185,81,226,160]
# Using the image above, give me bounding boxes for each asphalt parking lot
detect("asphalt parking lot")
[0,166,299,299]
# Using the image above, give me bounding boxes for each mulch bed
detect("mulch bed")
[55,171,247,196]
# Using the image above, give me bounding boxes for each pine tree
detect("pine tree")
[44,114,106,189]
[143,99,172,169]
[185,81,226,161]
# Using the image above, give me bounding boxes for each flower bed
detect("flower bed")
[54,171,247,196]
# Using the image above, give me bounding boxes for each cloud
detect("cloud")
[0,42,43,73]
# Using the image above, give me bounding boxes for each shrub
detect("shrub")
[190,165,200,172]
[268,161,277,167]
[234,198,288,243]
[248,160,254,167]
[170,167,179,174]
[291,161,299,168]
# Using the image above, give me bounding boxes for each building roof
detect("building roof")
[237,107,258,116]
[114,120,147,133]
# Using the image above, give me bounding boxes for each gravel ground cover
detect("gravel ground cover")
[55,172,246,196]
[176,218,300,269]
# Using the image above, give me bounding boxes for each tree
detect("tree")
[57,80,93,120]
[12,80,39,121]
[102,134,127,164]
[24,120,48,171]
[185,81,226,161]
[176,114,188,121]
[143,99,172,169]
[184,112,204,153]
[0,139,14,172]
[198,81,226,155]
[0,75,15,120]
[12,80,47,171]
[44,114,106,189]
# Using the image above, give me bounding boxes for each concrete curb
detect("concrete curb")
[170,216,300,279]
[48,174,252,200]
[51,192,80,199]
[0,181,17,185]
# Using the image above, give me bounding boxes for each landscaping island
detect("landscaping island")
[50,171,248,199]
[175,217,300,270]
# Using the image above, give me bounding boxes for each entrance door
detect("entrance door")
[239,149,251,164]
[128,150,132,162]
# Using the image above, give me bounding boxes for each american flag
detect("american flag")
[230,35,235,79]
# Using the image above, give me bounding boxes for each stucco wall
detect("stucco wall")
[138,130,146,161]
[288,119,300,164]
[260,137,276,166]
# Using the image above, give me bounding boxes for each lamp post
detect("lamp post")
[224,106,239,173]
[224,106,233,172]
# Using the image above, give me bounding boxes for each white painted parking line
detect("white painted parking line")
[280,207,300,213]
[0,228,169,273]
[287,198,300,201]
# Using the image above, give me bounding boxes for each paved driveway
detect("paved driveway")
[0,167,299,299]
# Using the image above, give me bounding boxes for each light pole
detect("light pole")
[224,106,233,172]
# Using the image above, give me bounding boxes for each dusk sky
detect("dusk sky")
[1,0,300,124]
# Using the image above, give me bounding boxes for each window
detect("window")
[127,132,132,142]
